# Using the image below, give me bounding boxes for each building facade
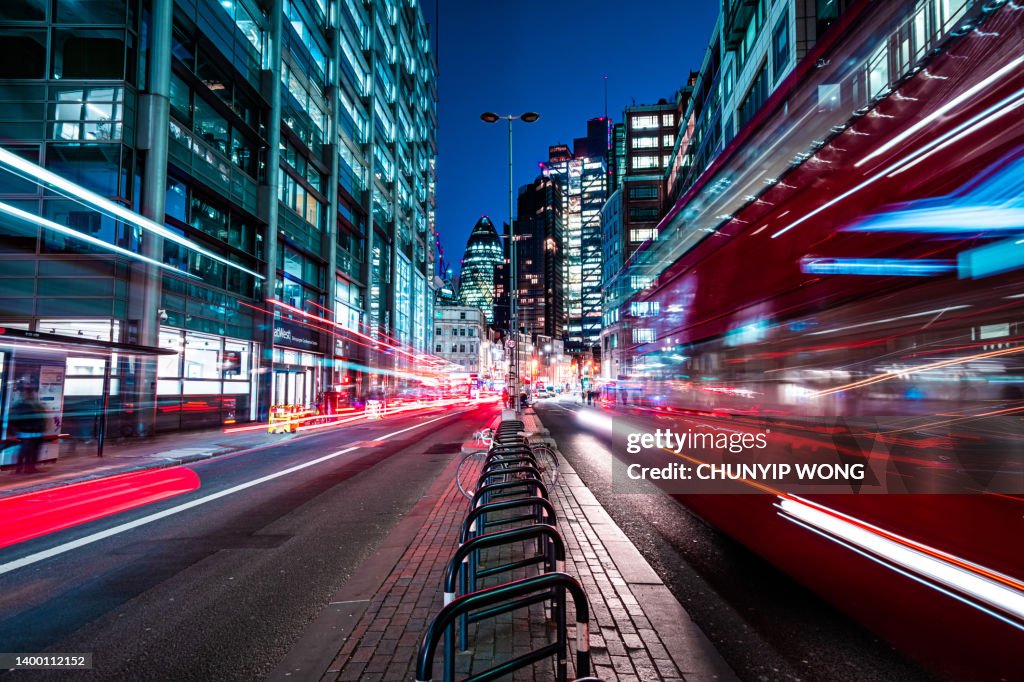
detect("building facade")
[0,0,438,442]
[604,0,854,382]
[457,215,502,325]
[541,117,609,355]
[433,304,485,374]
[515,175,563,340]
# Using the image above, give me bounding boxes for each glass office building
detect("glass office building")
[457,216,502,326]
[0,0,438,439]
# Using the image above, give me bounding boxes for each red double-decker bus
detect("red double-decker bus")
[610,0,1024,677]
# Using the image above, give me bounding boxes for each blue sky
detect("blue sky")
[421,0,721,275]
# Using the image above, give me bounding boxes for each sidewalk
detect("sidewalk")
[0,422,313,499]
[272,408,737,681]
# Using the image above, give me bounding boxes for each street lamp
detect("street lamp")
[481,110,540,414]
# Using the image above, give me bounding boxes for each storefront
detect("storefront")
[156,327,260,433]
[272,317,324,411]
[0,324,175,464]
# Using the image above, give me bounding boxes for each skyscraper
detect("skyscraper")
[458,216,503,325]
[516,175,563,339]
[0,0,437,436]
[541,117,609,354]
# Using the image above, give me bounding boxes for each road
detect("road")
[0,403,495,681]
[534,397,935,682]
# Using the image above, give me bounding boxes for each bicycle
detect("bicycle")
[456,428,559,501]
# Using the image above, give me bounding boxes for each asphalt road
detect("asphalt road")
[535,398,936,682]
[0,403,494,681]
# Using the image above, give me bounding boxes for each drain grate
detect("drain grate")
[422,442,463,454]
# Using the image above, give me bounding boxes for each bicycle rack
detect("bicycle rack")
[459,497,557,544]
[471,479,548,510]
[415,572,591,682]
[421,419,590,681]
[476,465,542,489]
[443,524,567,653]
[482,455,537,472]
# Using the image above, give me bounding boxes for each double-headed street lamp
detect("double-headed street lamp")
[481,110,540,414]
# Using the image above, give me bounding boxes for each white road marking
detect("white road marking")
[0,413,456,576]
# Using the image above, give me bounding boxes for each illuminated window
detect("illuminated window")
[631,135,658,149]
[631,115,658,129]
[632,328,655,343]
[631,155,660,170]
[630,228,657,242]
[661,114,674,127]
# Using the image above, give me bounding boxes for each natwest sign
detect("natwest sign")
[273,318,321,352]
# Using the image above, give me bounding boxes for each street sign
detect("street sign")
[506,339,516,349]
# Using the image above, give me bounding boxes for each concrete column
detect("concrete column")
[131,0,173,436]
[323,2,344,393]
[258,0,285,420]
[360,2,378,398]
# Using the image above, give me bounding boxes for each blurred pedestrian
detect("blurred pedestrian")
[10,382,47,474]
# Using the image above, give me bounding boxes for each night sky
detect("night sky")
[421,0,720,276]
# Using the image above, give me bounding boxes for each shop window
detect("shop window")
[158,329,183,378]
[53,29,127,80]
[0,31,46,78]
[184,334,221,380]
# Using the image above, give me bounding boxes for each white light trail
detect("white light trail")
[0,146,264,280]
[0,200,194,277]
[855,54,1024,168]
[778,497,1024,628]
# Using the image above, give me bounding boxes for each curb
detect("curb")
[529,406,740,681]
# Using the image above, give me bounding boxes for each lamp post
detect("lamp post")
[481,110,539,414]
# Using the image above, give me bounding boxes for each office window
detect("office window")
[631,155,660,170]
[0,31,46,78]
[52,29,128,80]
[628,185,658,200]
[773,10,791,83]
[193,98,229,156]
[459,344,465,353]
[0,0,46,21]
[435,327,442,336]
[663,134,674,147]
[631,115,658,129]
[435,344,441,353]
[52,87,123,142]
[631,228,658,242]
[632,328,655,343]
[55,0,125,24]
[631,135,658,149]
[451,344,457,352]
[661,114,675,127]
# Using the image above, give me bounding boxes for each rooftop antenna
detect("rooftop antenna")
[603,75,608,120]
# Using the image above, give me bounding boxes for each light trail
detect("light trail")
[0,412,459,576]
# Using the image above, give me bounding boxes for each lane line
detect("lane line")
[0,413,455,576]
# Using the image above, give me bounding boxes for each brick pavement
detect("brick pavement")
[314,409,736,681]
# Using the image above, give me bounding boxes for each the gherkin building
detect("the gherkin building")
[459,216,504,325]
